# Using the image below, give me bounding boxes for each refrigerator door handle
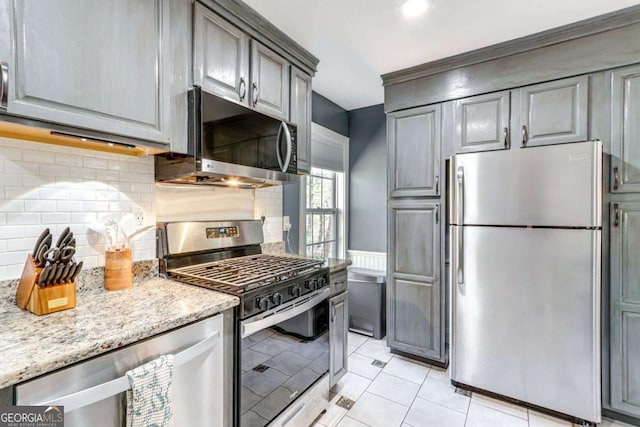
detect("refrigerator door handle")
[456,166,465,285]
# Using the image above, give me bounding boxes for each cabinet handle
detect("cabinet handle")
[238,77,246,101]
[503,127,509,148]
[614,203,620,227]
[521,125,528,147]
[331,304,336,322]
[0,62,8,109]
[435,205,439,224]
[435,175,439,194]
[613,166,620,191]
[252,82,259,107]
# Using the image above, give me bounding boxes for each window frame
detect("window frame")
[299,123,349,259]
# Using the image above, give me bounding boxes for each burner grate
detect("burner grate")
[168,254,324,292]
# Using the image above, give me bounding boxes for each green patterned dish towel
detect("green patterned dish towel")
[126,354,175,427]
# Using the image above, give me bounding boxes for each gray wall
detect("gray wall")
[348,104,387,252]
[312,91,349,137]
[283,92,349,254]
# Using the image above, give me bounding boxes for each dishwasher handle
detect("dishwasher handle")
[37,330,220,413]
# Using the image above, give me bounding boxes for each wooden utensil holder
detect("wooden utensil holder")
[16,255,77,315]
[104,248,132,291]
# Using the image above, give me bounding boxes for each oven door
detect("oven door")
[240,288,329,427]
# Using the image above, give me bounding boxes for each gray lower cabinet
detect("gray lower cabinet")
[250,40,290,121]
[330,291,348,387]
[611,65,640,193]
[453,91,511,153]
[516,75,589,148]
[193,2,249,105]
[388,105,441,197]
[0,0,171,143]
[610,202,640,418]
[387,199,443,361]
[290,66,312,173]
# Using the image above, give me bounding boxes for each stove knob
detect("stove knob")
[257,297,270,311]
[307,279,318,291]
[289,284,301,298]
[318,277,327,288]
[271,293,283,306]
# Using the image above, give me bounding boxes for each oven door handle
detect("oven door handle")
[241,288,329,339]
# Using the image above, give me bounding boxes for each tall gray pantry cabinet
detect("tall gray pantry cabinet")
[383,6,640,424]
[387,105,446,363]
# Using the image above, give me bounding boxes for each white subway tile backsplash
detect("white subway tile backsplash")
[95,170,120,182]
[69,168,97,179]
[5,160,39,175]
[1,147,22,160]
[108,159,129,172]
[38,188,70,200]
[6,238,34,252]
[54,153,80,166]
[7,212,40,225]
[0,225,23,238]
[2,200,24,212]
[6,187,39,200]
[129,162,151,174]
[41,212,71,224]
[39,164,69,177]
[82,157,108,169]
[0,213,6,225]
[0,251,27,266]
[55,200,85,212]
[109,201,132,212]
[23,150,55,164]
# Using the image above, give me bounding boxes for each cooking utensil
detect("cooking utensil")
[38,265,51,288]
[55,227,71,248]
[69,261,83,283]
[64,263,77,283]
[51,263,64,285]
[43,246,76,265]
[60,263,72,283]
[32,228,50,257]
[35,243,49,268]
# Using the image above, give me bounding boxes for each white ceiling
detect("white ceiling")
[242,0,640,111]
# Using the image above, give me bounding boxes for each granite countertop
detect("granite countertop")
[0,278,238,389]
[325,258,352,273]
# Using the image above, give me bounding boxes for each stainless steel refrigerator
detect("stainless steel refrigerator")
[449,141,602,423]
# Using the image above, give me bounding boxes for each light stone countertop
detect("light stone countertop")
[0,278,238,389]
[325,258,352,274]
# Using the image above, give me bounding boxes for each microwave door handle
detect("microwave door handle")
[282,122,292,172]
[276,122,285,171]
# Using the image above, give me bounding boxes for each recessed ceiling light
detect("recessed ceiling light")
[401,0,429,19]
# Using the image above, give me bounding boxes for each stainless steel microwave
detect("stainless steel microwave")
[155,86,298,187]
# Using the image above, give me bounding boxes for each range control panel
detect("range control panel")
[206,226,239,239]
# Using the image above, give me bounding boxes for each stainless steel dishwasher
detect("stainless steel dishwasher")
[14,313,232,427]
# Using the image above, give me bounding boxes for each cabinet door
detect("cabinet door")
[611,66,640,193]
[453,91,510,153]
[193,2,249,105]
[7,0,170,143]
[388,105,441,197]
[291,66,312,173]
[517,75,588,148]
[610,202,640,417]
[387,200,442,360]
[250,40,290,121]
[330,291,348,387]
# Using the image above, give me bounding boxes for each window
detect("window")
[305,167,342,258]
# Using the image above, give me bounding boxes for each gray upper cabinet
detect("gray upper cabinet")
[250,40,290,121]
[290,66,312,173]
[388,105,441,197]
[193,2,249,105]
[516,75,589,148]
[453,91,510,153]
[610,202,640,418]
[2,0,171,143]
[387,199,443,361]
[611,65,640,193]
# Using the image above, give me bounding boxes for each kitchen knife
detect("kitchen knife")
[64,263,77,283]
[44,264,56,287]
[35,243,49,268]
[60,231,74,248]
[42,234,53,255]
[38,266,51,288]
[67,238,76,249]
[32,228,50,257]
[55,227,71,249]
[69,261,83,283]
[60,263,71,284]
[51,264,64,286]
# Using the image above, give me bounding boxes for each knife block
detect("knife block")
[16,255,77,315]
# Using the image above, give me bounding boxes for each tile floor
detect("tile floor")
[312,332,636,427]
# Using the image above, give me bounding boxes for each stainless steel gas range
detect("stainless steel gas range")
[157,220,331,427]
